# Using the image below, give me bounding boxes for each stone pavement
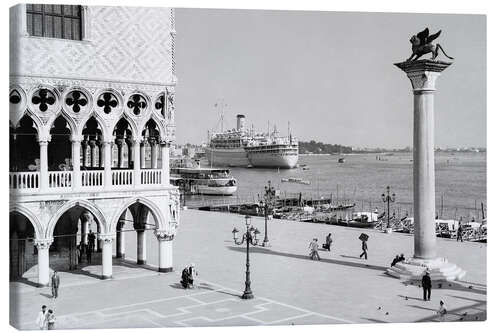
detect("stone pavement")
[10,210,486,329]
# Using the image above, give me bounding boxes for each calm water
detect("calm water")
[189,152,486,220]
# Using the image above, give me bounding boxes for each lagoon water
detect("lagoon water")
[190,152,486,220]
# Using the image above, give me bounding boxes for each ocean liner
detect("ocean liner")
[205,115,299,168]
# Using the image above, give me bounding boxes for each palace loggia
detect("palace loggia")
[9,4,180,286]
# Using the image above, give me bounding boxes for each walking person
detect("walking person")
[309,238,321,260]
[75,245,81,265]
[46,309,56,330]
[86,243,92,264]
[457,223,463,242]
[422,271,432,301]
[323,233,333,252]
[88,230,96,252]
[36,305,48,330]
[359,239,368,260]
[436,300,447,321]
[51,271,60,299]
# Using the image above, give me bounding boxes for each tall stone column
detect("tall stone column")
[140,142,146,169]
[89,140,97,167]
[132,139,141,186]
[116,139,125,168]
[71,136,82,190]
[136,229,147,265]
[161,142,170,185]
[116,218,126,258]
[388,59,465,281]
[81,139,88,168]
[155,231,173,272]
[102,140,112,187]
[99,234,114,279]
[150,139,158,169]
[34,239,52,287]
[39,139,50,191]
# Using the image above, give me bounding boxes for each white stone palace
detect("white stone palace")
[9,4,179,286]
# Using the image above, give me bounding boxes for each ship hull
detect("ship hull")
[205,147,249,167]
[195,185,237,196]
[247,152,298,169]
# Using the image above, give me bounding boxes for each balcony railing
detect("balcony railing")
[141,169,162,185]
[9,172,39,191]
[81,170,104,187]
[10,168,169,194]
[111,169,133,186]
[48,171,72,188]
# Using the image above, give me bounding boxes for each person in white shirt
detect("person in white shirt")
[36,305,48,330]
[437,300,447,321]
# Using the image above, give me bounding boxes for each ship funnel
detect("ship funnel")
[236,114,246,131]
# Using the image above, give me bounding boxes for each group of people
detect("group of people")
[76,230,97,265]
[180,264,197,289]
[36,305,56,330]
[308,233,369,261]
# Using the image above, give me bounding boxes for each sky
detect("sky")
[174,8,486,149]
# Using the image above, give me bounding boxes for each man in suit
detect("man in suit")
[51,271,60,299]
[359,239,368,260]
[422,271,432,301]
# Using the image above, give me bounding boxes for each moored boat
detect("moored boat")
[170,167,237,196]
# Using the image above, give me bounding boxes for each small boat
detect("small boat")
[171,167,237,196]
[281,177,311,185]
[338,157,345,163]
[302,165,310,170]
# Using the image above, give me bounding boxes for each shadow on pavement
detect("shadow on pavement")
[360,317,389,323]
[397,294,423,302]
[226,246,388,272]
[39,293,53,299]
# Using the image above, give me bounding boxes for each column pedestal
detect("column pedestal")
[388,60,465,281]
[116,221,126,258]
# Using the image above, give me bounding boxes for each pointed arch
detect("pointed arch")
[111,196,166,233]
[141,112,166,139]
[9,204,44,239]
[46,199,107,239]
[78,112,109,140]
[111,114,139,140]
[46,110,77,136]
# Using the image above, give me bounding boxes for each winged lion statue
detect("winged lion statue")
[406,28,454,62]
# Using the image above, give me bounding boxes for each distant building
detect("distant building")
[9,4,179,285]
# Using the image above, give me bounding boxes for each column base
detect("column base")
[101,275,112,280]
[115,253,124,259]
[37,283,50,288]
[241,291,254,299]
[387,257,466,281]
[158,267,173,273]
[137,259,146,265]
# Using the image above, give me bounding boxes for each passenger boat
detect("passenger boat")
[170,167,237,196]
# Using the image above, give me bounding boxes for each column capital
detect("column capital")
[98,233,115,243]
[71,134,84,143]
[34,238,53,249]
[395,59,452,93]
[38,135,51,144]
[154,230,174,241]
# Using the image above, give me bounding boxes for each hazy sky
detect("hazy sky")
[175,9,486,148]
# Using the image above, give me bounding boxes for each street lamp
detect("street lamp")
[381,186,396,232]
[232,215,260,299]
[259,180,276,247]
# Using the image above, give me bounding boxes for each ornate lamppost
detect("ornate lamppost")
[232,215,260,299]
[381,186,396,233]
[259,180,276,247]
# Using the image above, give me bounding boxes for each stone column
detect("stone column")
[89,140,97,167]
[155,231,173,272]
[80,217,88,245]
[102,140,112,187]
[388,59,465,281]
[116,139,125,168]
[136,229,147,265]
[140,142,146,169]
[116,218,126,258]
[81,139,88,168]
[127,140,133,168]
[132,139,141,186]
[39,139,50,191]
[150,139,158,169]
[98,142,104,168]
[71,136,82,190]
[34,239,52,287]
[99,234,114,279]
[161,142,170,185]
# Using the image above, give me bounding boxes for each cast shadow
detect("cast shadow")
[226,246,388,273]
